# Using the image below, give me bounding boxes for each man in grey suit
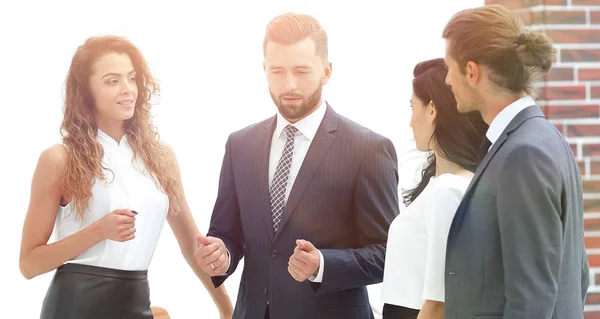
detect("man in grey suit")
[194,13,399,319]
[441,4,589,318]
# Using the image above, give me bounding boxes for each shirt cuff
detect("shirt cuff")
[308,249,324,283]
[216,247,231,276]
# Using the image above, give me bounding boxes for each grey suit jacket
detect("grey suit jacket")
[207,105,399,319]
[444,105,589,319]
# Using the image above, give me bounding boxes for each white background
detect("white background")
[0,0,482,317]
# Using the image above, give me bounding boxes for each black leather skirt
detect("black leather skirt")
[382,303,419,319]
[40,263,153,319]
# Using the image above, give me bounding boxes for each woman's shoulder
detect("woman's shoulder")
[427,173,472,197]
[417,174,471,219]
[33,144,69,190]
[38,144,69,172]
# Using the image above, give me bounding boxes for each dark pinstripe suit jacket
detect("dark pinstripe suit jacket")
[444,105,589,319]
[207,104,399,319]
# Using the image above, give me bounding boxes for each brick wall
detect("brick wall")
[485,0,600,316]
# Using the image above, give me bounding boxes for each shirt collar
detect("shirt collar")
[274,99,327,141]
[486,95,535,145]
[96,129,128,148]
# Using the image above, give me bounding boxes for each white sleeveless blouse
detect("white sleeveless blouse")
[54,129,170,270]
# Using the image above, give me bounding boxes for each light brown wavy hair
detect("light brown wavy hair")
[61,35,181,219]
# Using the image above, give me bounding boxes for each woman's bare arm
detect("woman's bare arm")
[19,145,103,279]
[165,145,234,318]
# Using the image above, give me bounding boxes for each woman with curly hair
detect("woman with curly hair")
[18,36,233,319]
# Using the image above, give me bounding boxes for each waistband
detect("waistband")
[57,263,148,280]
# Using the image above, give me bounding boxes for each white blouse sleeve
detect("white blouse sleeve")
[421,186,464,302]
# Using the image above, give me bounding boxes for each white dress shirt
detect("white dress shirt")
[381,174,470,309]
[486,95,535,149]
[223,100,328,281]
[54,129,170,270]
[269,100,327,282]
[268,100,327,203]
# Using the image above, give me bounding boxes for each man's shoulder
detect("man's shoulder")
[335,112,389,144]
[506,116,566,156]
[229,116,275,140]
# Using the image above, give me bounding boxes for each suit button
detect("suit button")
[271,250,277,258]
[262,286,268,295]
[448,271,456,275]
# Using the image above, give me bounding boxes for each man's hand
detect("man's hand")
[195,234,229,277]
[288,239,320,282]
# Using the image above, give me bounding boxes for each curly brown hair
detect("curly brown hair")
[61,35,181,219]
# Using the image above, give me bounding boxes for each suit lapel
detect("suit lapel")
[447,105,545,247]
[446,132,508,248]
[273,104,338,242]
[256,116,277,242]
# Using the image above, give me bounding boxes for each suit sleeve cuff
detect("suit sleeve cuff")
[216,247,231,276]
[308,249,324,283]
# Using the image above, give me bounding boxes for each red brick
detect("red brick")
[545,67,575,81]
[538,86,587,101]
[584,180,600,193]
[554,124,564,134]
[592,11,600,24]
[588,254,600,267]
[520,10,586,25]
[547,30,600,44]
[585,218,600,231]
[584,236,600,248]
[542,105,600,120]
[596,271,600,283]
[567,125,600,137]
[562,49,600,63]
[593,86,600,99]
[584,144,600,157]
[592,160,600,175]
[572,144,579,157]
[585,199,600,212]
[584,311,600,319]
[573,0,600,5]
[485,0,567,8]
[587,291,600,304]
[544,11,587,25]
[579,69,600,81]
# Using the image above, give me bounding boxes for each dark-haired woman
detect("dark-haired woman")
[380,58,488,319]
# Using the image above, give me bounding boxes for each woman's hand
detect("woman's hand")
[97,209,137,241]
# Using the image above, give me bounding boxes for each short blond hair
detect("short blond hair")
[263,13,328,61]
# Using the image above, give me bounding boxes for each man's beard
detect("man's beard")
[455,86,483,114]
[270,85,323,122]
